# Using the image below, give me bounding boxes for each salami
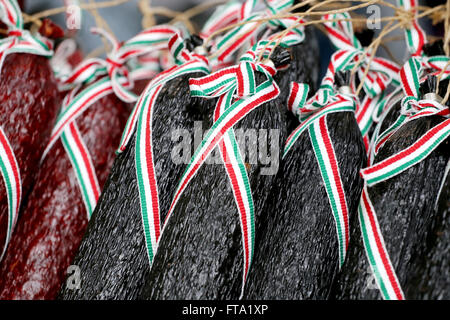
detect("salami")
[140,30,319,299]
[58,36,215,300]
[0,53,60,255]
[331,75,450,300]
[0,93,129,299]
[243,70,366,299]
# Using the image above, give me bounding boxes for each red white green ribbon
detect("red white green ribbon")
[129,52,161,82]
[214,91,255,296]
[372,55,450,156]
[363,116,450,186]
[284,79,356,267]
[0,126,21,261]
[366,87,403,164]
[42,26,177,219]
[200,0,243,40]
[0,0,53,71]
[58,90,100,219]
[323,12,400,94]
[358,186,405,300]
[155,41,280,293]
[358,54,450,300]
[397,0,426,56]
[323,12,400,151]
[44,26,178,158]
[0,0,53,260]
[210,0,304,63]
[124,31,210,266]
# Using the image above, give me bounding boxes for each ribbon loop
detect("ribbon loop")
[323,12,400,99]
[0,0,54,72]
[397,0,426,56]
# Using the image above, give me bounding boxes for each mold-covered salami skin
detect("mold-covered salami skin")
[141,71,286,300]
[0,53,60,252]
[331,115,450,300]
[243,110,366,300]
[409,173,449,299]
[0,92,129,300]
[58,71,215,300]
[140,36,319,300]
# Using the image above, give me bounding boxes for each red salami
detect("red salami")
[0,92,129,299]
[0,53,60,255]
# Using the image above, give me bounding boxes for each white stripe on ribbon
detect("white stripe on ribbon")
[61,122,100,219]
[309,116,350,266]
[359,186,405,300]
[0,126,21,261]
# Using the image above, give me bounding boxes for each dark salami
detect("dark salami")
[0,53,60,254]
[140,34,319,300]
[0,91,129,299]
[58,65,214,299]
[331,78,450,300]
[242,71,366,300]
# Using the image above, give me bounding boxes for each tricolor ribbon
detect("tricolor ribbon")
[0,126,21,261]
[59,89,101,220]
[397,0,426,56]
[0,0,53,71]
[372,55,450,156]
[358,55,450,300]
[283,57,357,267]
[50,38,81,90]
[149,41,281,295]
[323,12,400,151]
[128,51,161,83]
[283,33,386,266]
[44,25,178,159]
[200,0,243,40]
[115,31,211,270]
[42,26,178,219]
[208,0,305,63]
[0,0,54,260]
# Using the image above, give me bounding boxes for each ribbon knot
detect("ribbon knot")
[189,41,279,101]
[235,59,275,98]
[323,12,400,98]
[7,29,22,37]
[105,57,123,70]
[0,0,53,72]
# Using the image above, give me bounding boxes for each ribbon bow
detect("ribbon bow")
[324,12,400,98]
[373,55,450,156]
[42,25,180,161]
[323,12,401,151]
[206,0,305,63]
[284,52,358,267]
[0,0,53,72]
